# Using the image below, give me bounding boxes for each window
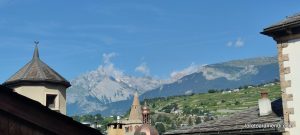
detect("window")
[46,94,57,109]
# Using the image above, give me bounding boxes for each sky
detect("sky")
[0,0,299,82]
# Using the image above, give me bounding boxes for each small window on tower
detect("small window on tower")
[46,94,57,109]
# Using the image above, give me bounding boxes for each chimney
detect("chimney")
[117,116,120,123]
[258,90,272,116]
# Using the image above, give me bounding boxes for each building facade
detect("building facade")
[262,13,300,135]
[2,45,71,114]
[0,85,102,135]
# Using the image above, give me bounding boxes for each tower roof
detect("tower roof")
[261,13,300,41]
[3,45,71,88]
[128,92,142,122]
[132,92,140,106]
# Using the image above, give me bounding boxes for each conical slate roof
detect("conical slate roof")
[3,45,71,88]
[128,92,142,122]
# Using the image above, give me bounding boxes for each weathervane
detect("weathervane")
[34,41,39,45]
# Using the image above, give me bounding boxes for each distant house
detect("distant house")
[247,86,254,88]
[222,90,232,94]
[0,85,102,135]
[233,89,240,92]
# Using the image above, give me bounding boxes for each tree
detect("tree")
[208,89,217,93]
[234,100,240,105]
[188,117,193,126]
[152,103,156,108]
[170,122,177,129]
[72,115,81,122]
[175,119,182,127]
[195,117,202,124]
[156,115,171,124]
[155,123,166,135]
[221,99,226,103]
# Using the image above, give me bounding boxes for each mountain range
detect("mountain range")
[67,56,279,116]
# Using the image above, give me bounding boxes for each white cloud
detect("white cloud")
[227,38,245,48]
[201,65,258,80]
[170,63,203,81]
[135,62,150,75]
[227,41,233,47]
[103,52,117,64]
[235,38,244,47]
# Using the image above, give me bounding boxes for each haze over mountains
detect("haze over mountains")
[67,56,279,116]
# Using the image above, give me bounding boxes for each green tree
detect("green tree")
[155,123,166,135]
[221,99,226,103]
[188,117,193,126]
[234,100,240,105]
[152,103,156,108]
[72,115,81,122]
[208,89,217,93]
[176,119,182,127]
[195,117,201,124]
[156,115,171,124]
[170,122,177,130]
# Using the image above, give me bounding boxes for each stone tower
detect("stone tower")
[262,13,300,135]
[142,102,150,124]
[134,101,159,135]
[3,44,71,114]
[123,92,143,135]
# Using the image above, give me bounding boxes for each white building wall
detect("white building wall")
[282,39,300,134]
[13,84,67,115]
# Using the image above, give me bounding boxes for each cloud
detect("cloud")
[135,62,150,75]
[201,65,258,80]
[227,41,233,47]
[103,52,117,64]
[227,38,244,47]
[86,52,125,81]
[170,63,203,81]
[235,38,244,47]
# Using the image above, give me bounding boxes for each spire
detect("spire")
[132,91,140,106]
[129,92,142,121]
[33,41,40,59]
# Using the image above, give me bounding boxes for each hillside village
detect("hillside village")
[73,82,281,133]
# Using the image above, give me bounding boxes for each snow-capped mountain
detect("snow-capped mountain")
[141,56,279,98]
[67,65,164,115]
[67,56,279,116]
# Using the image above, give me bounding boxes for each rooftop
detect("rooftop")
[3,45,71,88]
[261,13,300,38]
[0,85,102,135]
[164,98,284,135]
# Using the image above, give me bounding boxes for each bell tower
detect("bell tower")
[142,102,150,124]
